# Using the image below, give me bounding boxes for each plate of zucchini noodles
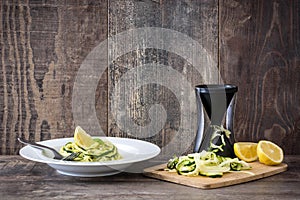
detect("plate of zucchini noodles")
[19,137,161,177]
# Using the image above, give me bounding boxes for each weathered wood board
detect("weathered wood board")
[219,0,300,154]
[0,0,299,156]
[144,162,288,189]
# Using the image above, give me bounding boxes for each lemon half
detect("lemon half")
[74,126,98,149]
[257,140,284,165]
[234,142,258,162]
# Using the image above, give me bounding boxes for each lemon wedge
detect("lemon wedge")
[257,140,284,165]
[74,126,98,149]
[234,142,258,162]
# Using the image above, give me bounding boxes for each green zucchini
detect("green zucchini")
[59,138,122,162]
[166,150,251,178]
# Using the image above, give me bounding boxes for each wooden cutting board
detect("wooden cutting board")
[143,162,288,189]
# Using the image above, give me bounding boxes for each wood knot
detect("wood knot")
[264,124,286,146]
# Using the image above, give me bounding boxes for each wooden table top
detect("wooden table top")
[1,155,299,200]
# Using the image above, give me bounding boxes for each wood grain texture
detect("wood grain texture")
[0,0,299,156]
[107,0,218,158]
[219,0,300,154]
[0,0,108,154]
[0,155,299,199]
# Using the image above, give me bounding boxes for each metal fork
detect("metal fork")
[18,137,80,161]
[62,152,81,161]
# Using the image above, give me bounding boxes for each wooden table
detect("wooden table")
[1,155,299,200]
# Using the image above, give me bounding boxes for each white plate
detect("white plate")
[19,137,160,177]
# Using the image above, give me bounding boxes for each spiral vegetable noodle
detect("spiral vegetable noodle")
[60,138,122,162]
[166,125,251,177]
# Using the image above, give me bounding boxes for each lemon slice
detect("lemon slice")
[257,140,284,165]
[74,126,98,149]
[234,142,258,162]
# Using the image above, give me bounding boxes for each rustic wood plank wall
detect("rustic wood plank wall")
[107,0,218,156]
[0,0,299,155]
[1,0,109,154]
[219,0,300,154]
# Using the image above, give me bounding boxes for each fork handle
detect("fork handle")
[18,138,63,159]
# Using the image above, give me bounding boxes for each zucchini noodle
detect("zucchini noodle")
[166,125,251,177]
[167,151,251,177]
[59,138,122,162]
